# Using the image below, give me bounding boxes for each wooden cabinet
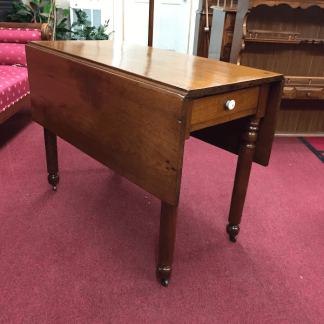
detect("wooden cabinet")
[219,9,237,61]
[195,0,238,60]
[232,0,324,136]
[195,0,324,136]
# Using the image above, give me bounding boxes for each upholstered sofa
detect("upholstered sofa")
[0,22,52,125]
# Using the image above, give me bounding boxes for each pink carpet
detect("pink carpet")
[303,137,324,159]
[1,109,324,323]
[304,137,324,151]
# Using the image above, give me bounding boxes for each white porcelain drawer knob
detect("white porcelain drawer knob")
[226,100,236,110]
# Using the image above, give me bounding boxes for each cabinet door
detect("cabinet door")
[124,0,193,53]
[153,0,192,53]
[124,0,151,46]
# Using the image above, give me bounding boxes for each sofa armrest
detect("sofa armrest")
[0,23,52,125]
[0,23,53,41]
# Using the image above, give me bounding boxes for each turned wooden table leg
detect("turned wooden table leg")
[227,117,260,242]
[44,128,59,191]
[157,201,178,287]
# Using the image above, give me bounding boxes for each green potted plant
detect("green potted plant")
[6,0,51,23]
[6,0,70,40]
[6,2,112,41]
[71,9,112,40]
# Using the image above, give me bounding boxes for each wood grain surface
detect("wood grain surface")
[191,86,260,130]
[237,4,324,135]
[26,40,285,283]
[249,0,324,9]
[28,40,281,98]
[26,41,283,205]
[27,46,188,206]
[191,80,283,166]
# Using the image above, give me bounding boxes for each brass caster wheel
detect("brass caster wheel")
[229,235,237,243]
[226,223,239,242]
[48,174,59,190]
[161,279,169,287]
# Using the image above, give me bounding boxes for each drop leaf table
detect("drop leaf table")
[26,40,283,286]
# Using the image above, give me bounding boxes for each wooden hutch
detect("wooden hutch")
[196,0,324,136]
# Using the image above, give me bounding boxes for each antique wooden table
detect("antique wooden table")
[26,40,283,286]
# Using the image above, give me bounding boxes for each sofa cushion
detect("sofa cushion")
[0,27,42,43]
[0,43,27,66]
[0,65,29,114]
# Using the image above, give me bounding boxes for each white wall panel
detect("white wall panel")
[60,0,199,54]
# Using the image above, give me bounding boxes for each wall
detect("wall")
[61,0,199,54]
[0,0,15,22]
[0,0,199,54]
[56,0,70,9]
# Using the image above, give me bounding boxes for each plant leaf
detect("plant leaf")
[38,1,50,8]
[29,2,38,10]
[56,17,67,26]
[42,3,51,13]
[17,9,32,16]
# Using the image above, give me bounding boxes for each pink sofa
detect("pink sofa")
[0,22,52,124]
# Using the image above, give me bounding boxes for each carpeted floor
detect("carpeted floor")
[1,109,323,324]
[300,137,324,163]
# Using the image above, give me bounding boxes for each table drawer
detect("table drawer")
[190,86,260,129]
[295,87,323,99]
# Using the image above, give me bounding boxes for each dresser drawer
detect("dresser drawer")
[190,86,260,130]
[295,87,323,99]
[282,87,296,99]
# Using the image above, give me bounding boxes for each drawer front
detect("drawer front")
[191,86,260,129]
[295,87,323,99]
[282,87,296,99]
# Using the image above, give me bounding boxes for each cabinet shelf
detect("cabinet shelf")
[244,30,324,44]
[282,86,323,99]
[299,38,324,45]
[247,29,299,37]
[283,77,324,99]
[228,0,324,135]
[248,0,324,10]
[244,37,324,44]
[244,38,300,44]
[285,76,324,85]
